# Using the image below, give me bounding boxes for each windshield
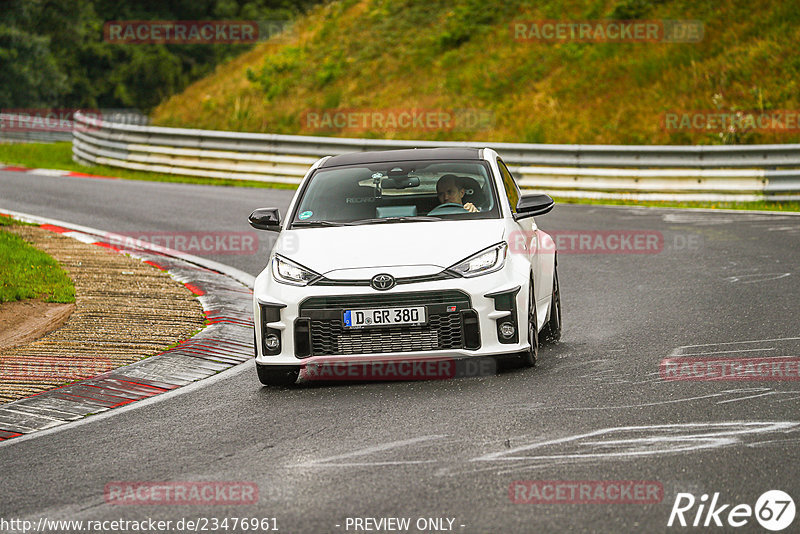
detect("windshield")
[290,160,499,227]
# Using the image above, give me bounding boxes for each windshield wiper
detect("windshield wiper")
[345,216,441,225]
[291,220,346,228]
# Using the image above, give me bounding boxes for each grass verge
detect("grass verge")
[0,142,296,189]
[0,221,76,303]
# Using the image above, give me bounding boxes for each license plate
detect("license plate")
[343,306,427,328]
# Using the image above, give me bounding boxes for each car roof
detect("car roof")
[318,148,483,168]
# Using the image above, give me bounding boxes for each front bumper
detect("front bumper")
[253,261,531,367]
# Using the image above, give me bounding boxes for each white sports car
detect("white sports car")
[249,148,561,385]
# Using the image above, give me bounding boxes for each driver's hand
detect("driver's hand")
[464,202,478,213]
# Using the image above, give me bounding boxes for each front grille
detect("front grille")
[311,271,459,287]
[300,290,469,309]
[298,291,472,357]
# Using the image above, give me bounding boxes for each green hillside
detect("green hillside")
[152,0,800,145]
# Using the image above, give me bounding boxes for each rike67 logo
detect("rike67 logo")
[668,490,795,531]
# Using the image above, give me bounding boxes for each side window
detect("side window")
[497,159,521,213]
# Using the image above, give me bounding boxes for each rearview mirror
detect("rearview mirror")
[514,194,554,220]
[249,208,281,231]
[383,176,420,189]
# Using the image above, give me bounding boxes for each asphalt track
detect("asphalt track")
[1,171,799,533]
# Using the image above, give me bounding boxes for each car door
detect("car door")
[497,159,550,320]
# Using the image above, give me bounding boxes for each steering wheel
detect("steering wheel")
[428,203,469,216]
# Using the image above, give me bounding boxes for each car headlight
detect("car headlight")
[272,255,320,286]
[448,242,508,278]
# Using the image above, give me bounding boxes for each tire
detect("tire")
[518,279,539,367]
[256,363,299,386]
[541,262,562,343]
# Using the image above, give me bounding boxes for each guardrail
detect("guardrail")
[0,112,72,143]
[1,111,148,144]
[72,112,800,201]
[0,130,72,143]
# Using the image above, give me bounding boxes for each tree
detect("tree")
[0,25,68,108]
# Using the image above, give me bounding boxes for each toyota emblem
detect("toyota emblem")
[371,274,396,291]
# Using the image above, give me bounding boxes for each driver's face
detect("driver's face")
[437,182,465,204]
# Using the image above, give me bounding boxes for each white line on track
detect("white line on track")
[472,421,800,462]
[298,435,446,467]
[563,388,772,410]
[715,390,800,404]
[668,336,800,357]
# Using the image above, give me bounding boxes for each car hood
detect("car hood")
[275,219,506,279]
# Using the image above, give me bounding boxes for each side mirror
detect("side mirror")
[249,208,282,231]
[514,194,554,220]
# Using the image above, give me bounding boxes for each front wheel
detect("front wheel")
[256,363,299,386]
[518,280,539,367]
[541,263,561,343]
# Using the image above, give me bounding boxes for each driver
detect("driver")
[435,174,478,213]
